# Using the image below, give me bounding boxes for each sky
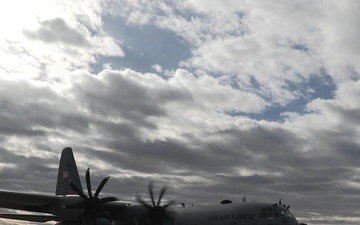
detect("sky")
[0,0,360,224]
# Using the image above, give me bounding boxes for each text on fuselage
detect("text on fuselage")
[208,214,255,221]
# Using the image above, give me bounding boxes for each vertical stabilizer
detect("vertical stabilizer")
[56,147,83,196]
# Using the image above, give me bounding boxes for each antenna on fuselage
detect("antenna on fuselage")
[277,199,290,209]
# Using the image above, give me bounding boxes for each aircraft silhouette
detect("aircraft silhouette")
[0,147,307,225]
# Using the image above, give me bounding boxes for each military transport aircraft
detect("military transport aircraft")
[0,147,306,225]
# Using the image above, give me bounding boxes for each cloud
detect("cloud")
[151,64,163,73]
[105,0,360,109]
[23,18,89,46]
[1,1,360,225]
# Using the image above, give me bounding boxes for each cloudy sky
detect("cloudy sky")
[1,0,360,224]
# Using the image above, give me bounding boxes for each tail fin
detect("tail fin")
[55,147,83,196]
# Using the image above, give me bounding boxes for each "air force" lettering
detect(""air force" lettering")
[208,213,254,221]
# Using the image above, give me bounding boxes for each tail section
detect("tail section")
[55,147,83,196]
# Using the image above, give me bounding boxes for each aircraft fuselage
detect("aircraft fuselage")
[173,202,300,225]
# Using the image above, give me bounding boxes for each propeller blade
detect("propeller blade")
[94,177,110,197]
[149,182,156,207]
[86,168,92,197]
[100,197,119,204]
[138,182,176,225]
[157,186,167,206]
[136,194,153,210]
[70,168,119,225]
[69,181,88,200]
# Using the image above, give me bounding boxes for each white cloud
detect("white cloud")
[0,0,124,83]
[151,64,163,73]
[317,2,360,81]
[170,69,267,113]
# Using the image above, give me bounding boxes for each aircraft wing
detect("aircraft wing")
[0,213,59,222]
[0,190,59,213]
[0,190,129,223]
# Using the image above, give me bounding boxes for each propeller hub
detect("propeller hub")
[136,182,175,225]
[88,197,101,208]
[150,206,165,219]
[67,168,117,225]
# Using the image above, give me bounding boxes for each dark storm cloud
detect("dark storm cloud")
[89,122,360,219]
[72,70,192,129]
[96,123,321,204]
[212,126,309,171]
[75,122,317,198]
[23,18,89,46]
[0,147,58,193]
[303,125,360,168]
[0,80,54,137]
[79,138,213,175]
[73,113,334,197]
[0,80,92,137]
[90,125,260,176]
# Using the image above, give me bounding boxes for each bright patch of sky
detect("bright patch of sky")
[91,16,190,74]
[227,72,336,122]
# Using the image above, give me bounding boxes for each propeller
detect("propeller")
[66,168,119,225]
[136,182,175,225]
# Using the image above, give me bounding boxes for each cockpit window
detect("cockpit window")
[259,206,279,220]
[280,209,294,218]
